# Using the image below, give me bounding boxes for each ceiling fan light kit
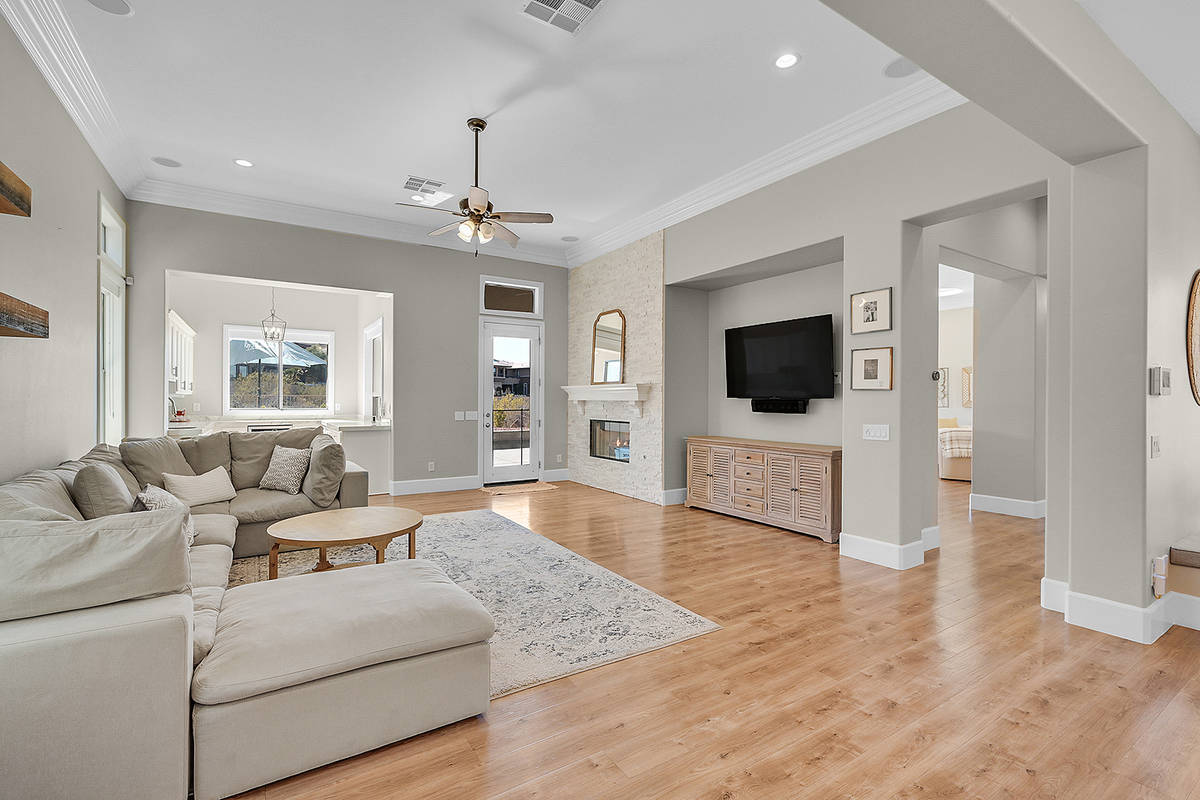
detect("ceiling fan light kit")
[396,117,554,253]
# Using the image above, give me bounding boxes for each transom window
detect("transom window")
[480,275,543,319]
[223,325,334,414]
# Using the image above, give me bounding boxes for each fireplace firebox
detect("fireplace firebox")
[589,420,630,462]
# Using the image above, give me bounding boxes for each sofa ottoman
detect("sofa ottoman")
[190,560,494,800]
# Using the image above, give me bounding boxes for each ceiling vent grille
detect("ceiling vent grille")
[522,0,602,35]
[404,176,454,206]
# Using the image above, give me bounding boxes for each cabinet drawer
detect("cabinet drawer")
[734,449,765,467]
[733,479,764,499]
[736,465,764,482]
[733,496,765,515]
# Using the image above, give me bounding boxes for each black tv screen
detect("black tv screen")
[725,314,835,399]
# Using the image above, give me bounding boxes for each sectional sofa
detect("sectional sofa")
[0,428,496,800]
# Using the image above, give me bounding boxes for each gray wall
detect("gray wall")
[705,261,844,446]
[126,202,568,484]
[0,18,128,482]
[663,286,709,492]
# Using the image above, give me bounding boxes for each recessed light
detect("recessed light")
[884,57,921,78]
[411,195,426,203]
[938,288,964,297]
[86,0,132,15]
[233,159,254,168]
[561,236,579,243]
[151,156,181,168]
[775,53,798,69]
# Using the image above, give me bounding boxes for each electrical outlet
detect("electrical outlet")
[1149,435,1161,459]
[455,411,465,421]
[556,454,563,463]
[427,461,436,472]
[862,424,890,441]
[334,402,341,412]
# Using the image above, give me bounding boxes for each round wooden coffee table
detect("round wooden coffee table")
[265,506,423,580]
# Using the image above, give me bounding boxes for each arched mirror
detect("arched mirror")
[591,309,626,384]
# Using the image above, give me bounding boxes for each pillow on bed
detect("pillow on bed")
[937,417,959,429]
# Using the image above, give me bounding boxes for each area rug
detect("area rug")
[480,481,559,495]
[227,510,720,697]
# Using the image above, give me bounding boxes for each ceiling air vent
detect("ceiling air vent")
[521,0,602,35]
[403,176,454,207]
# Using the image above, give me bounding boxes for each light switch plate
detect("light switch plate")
[863,424,890,441]
[1149,434,1161,459]
[465,411,480,421]
[455,411,465,421]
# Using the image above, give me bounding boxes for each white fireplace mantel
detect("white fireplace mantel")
[561,384,652,417]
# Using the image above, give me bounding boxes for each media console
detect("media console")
[685,435,842,543]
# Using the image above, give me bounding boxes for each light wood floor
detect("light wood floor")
[234,480,1200,800]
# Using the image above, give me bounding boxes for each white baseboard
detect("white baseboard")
[970,493,1046,519]
[390,474,482,495]
[839,533,925,570]
[921,525,940,551]
[1040,577,1067,613]
[541,469,570,482]
[662,488,687,506]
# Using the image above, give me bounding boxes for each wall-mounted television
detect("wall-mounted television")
[725,314,835,410]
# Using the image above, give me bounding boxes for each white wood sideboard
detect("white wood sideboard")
[684,435,842,543]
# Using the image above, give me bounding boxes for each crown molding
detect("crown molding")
[0,0,144,191]
[564,76,966,267]
[127,179,568,267]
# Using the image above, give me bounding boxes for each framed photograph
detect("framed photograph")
[849,287,892,334]
[851,347,893,390]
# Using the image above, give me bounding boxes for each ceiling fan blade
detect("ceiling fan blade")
[468,186,489,214]
[491,212,554,224]
[489,221,520,248]
[394,202,463,216]
[428,221,462,237]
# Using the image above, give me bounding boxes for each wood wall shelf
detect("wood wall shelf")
[561,384,652,417]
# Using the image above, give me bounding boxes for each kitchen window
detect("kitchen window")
[223,325,334,414]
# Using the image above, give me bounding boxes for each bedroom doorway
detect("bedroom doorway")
[936,265,974,487]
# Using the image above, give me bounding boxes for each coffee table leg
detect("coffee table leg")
[409,530,416,559]
[373,542,386,564]
[314,546,333,572]
[268,542,279,580]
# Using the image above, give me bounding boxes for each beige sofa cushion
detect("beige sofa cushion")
[191,560,495,704]
[229,428,321,490]
[69,463,135,519]
[191,500,231,516]
[121,437,195,489]
[178,431,232,475]
[0,509,191,623]
[192,514,238,548]
[0,495,74,521]
[302,434,345,508]
[80,443,143,497]
[229,487,322,524]
[0,469,84,521]
[192,586,224,666]
[189,544,233,590]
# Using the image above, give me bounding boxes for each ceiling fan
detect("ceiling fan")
[395,117,553,250]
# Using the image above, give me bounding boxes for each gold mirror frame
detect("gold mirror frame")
[1188,270,1200,406]
[590,309,626,385]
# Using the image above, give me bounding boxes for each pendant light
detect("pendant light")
[261,288,287,342]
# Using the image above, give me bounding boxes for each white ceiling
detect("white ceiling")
[939,264,974,311]
[1079,0,1200,134]
[37,0,963,265]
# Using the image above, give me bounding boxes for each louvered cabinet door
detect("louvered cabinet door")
[709,447,734,507]
[795,455,828,528]
[766,453,797,521]
[687,445,711,504]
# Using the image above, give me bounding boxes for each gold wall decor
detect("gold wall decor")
[0,160,31,217]
[0,292,48,338]
[1188,270,1200,406]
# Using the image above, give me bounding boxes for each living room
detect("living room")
[5,1,1200,799]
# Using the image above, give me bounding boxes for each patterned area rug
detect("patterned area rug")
[227,510,720,697]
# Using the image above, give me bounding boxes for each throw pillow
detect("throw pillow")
[120,437,195,489]
[135,485,196,546]
[259,445,312,495]
[69,463,135,520]
[162,466,237,507]
[301,434,346,507]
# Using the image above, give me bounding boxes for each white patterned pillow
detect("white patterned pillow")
[134,484,195,546]
[162,466,237,507]
[259,445,311,495]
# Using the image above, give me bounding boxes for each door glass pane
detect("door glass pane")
[229,338,280,409]
[492,335,531,468]
[281,340,329,409]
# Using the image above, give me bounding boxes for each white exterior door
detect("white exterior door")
[481,321,542,484]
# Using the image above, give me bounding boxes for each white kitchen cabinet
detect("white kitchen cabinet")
[167,309,197,395]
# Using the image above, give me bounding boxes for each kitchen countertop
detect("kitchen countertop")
[166,417,391,435]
